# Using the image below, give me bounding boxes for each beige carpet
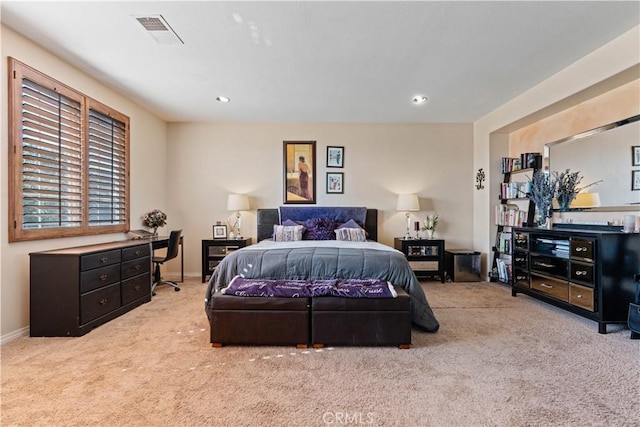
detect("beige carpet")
[1,278,638,427]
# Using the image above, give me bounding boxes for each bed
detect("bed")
[204,206,440,346]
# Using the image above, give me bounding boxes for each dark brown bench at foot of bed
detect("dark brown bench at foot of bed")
[311,288,411,348]
[208,288,411,349]
[209,295,310,348]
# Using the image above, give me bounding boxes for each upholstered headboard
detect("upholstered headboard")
[257,208,378,242]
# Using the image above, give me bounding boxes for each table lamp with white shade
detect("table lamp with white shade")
[396,193,420,240]
[227,194,250,239]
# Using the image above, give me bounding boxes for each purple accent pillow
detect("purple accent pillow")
[303,217,337,240]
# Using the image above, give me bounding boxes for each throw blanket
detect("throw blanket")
[205,240,440,332]
[221,276,397,298]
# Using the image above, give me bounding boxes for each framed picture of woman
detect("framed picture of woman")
[327,146,344,168]
[326,172,344,194]
[283,141,316,204]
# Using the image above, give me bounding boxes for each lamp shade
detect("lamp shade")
[227,194,250,211]
[396,194,420,211]
[570,192,601,208]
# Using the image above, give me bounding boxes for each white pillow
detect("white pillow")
[273,225,304,241]
[335,228,367,242]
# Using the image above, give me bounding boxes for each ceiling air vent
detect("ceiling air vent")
[134,15,183,45]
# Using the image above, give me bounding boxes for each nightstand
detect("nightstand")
[394,238,445,283]
[201,238,252,283]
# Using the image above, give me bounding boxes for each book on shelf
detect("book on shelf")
[494,204,528,227]
[495,231,512,254]
[500,153,542,173]
[500,182,531,199]
[495,258,512,283]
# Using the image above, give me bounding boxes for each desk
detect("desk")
[150,235,184,282]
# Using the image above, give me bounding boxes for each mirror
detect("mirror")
[547,115,640,209]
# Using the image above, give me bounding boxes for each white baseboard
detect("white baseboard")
[1,326,29,345]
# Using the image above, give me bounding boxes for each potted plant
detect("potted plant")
[141,209,167,235]
[421,211,439,239]
[553,169,601,211]
[529,170,556,228]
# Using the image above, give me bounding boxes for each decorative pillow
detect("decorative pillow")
[303,217,337,240]
[273,225,304,241]
[282,219,305,227]
[336,219,364,229]
[335,228,367,242]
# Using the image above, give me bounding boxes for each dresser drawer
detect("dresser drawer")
[121,257,151,280]
[80,264,121,293]
[531,274,568,302]
[569,283,594,312]
[513,271,529,288]
[80,283,121,324]
[570,238,595,262]
[81,250,121,271]
[409,261,439,271]
[530,255,567,278]
[513,232,528,251]
[570,262,594,287]
[122,274,151,305]
[122,244,150,261]
[513,253,528,269]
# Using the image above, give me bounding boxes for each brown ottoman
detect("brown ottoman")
[208,293,310,347]
[311,287,411,348]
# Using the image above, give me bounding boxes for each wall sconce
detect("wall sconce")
[475,168,485,190]
[227,194,250,239]
[396,194,420,240]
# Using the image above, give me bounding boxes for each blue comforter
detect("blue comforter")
[205,240,439,332]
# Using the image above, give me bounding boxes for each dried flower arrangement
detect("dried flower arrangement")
[141,209,167,232]
[552,169,601,211]
[529,170,556,224]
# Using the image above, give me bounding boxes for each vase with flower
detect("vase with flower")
[421,211,439,239]
[529,170,556,228]
[553,169,602,211]
[141,209,167,236]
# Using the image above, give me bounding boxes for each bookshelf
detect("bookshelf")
[490,153,541,284]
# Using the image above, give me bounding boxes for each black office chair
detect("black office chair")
[151,229,182,296]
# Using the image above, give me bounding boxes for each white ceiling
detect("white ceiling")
[2,1,639,123]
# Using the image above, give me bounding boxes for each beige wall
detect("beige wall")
[474,25,640,277]
[166,122,475,277]
[0,25,168,339]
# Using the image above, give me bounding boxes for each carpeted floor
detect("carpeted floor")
[1,278,638,427]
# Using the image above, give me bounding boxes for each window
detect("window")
[9,58,129,242]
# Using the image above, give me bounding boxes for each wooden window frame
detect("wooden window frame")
[8,58,130,242]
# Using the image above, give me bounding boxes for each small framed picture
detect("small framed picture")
[213,224,228,239]
[326,172,344,194]
[633,146,640,166]
[633,170,640,191]
[326,146,344,168]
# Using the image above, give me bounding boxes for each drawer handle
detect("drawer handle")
[100,256,109,263]
[134,285,141,291]
[99,298,108,306]
[534,262,554,268]
[100,274,108,281]
[576,247,587,252]
[539,283,553,289]
[575,270,587,276]
[135,265,141,270]
[576,294,583,299]
[135,250,141,256]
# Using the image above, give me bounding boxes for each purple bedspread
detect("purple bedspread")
[221,276,397,298]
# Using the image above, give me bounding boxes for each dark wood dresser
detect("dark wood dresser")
[511,227,640,333]
[30,240,152,337]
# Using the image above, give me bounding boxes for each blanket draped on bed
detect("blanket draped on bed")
[205,242,440,332]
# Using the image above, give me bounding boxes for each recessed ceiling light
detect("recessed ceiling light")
[412,95,428,104]
[216,96,230,103]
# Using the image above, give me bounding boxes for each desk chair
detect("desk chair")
[151,229,182,296]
